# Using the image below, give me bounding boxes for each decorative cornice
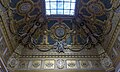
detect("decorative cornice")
[113,56,120,66]
[14,70,105,72]
[19,55,100,59]
[0,10,14,53]
[107,20,120,54]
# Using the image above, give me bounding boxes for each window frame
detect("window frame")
[44,0,77,17]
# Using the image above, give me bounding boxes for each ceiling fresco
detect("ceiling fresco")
[8,0,116,53]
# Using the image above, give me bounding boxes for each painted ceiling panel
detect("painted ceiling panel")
[7,0,119,53]
[1,0,120,71]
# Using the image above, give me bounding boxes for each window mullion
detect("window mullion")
[50,1,51,15]
[56,1,58,14]
[63,0,64,15]
[69,0,71,15]
[45,0,76,15]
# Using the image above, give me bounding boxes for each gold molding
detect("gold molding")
[113,56,120,66]
[14,70,105,72]
[107,21,120,54]
[0,10,14,53]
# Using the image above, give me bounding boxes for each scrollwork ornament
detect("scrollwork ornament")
[15,13,46,49]
[54,40,67,53]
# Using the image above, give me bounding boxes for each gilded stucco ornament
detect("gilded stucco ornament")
[7,58,19,70]
[117,68,120,72]
[73,14,112,50]
[118,36,120,42]
[32,61,41,68]
[101,55,114,70]
[16,0,34,15]
[8,0,113,53]
[1,0,119,71]
[14,13,47,49]
[54,40,67,53]
[57,59,65,69]
[18,61,27,69]
[44,60,54,69]
[50,22,70,40]
[91,60,101,68]
[87,1,105,16]
[80,61,90,68]
[67,60,77,69]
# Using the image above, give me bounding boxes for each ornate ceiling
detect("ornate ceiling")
[8,0,115,52]
[0,0,120,72]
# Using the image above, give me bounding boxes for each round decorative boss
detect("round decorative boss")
[50,22,70,40]
[87,1,104,16]
[16,1,33,15]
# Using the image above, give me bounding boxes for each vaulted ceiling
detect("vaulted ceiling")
[0,0,120,72]
[7,0,117,51]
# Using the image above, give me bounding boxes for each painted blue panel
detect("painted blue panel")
[82,0,89,3]
[0,3,6,12]
[13,13,24,21]
[81,8,91,17]
[63,20,72,29]
[116,7,120,13]
[96,14,107,22]
[32,0,39,3]
[77,35,86,45]
[100,0,112,9]
[66,35,72,45]
[29,8,39,16]
[48,20,58,30]
[9,0,19,8]
[94,24,103,35]
[48,35,56,45]
[37,35,43,44]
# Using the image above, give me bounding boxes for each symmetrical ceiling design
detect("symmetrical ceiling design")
[8,0,114,52]
[0,0,119,72]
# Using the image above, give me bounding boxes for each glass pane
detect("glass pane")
[50,0,56,1]
[57,10,63,14]
[70,10,74,15]
[71,3,75,9]
[51,10,56,14]
[71,0,76,2]
[58,2,63,9]
[64,0,70,2]
[64,2,70,9]
[45,0,76,15]
[45,0,49,1]
[46,2,50,9]
[46,10,50,15]
[64,10,69,15]
[50,2,56,9]
[57,0,64,1]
